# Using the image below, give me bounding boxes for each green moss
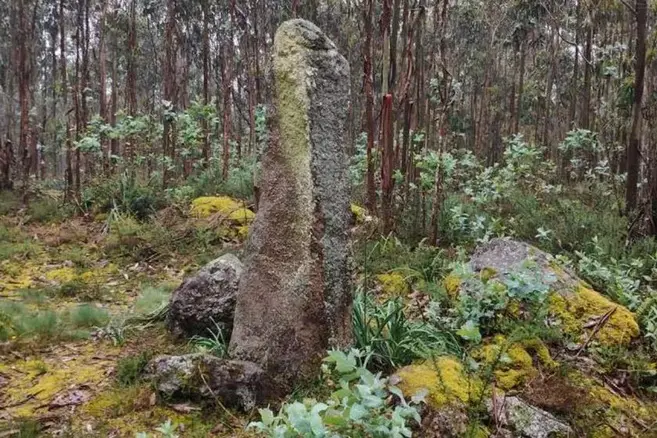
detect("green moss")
[351,204,367,223]
[474,336,536,391]
[443,274,461,299]
[191,196,254,225]
[549,283,639,346]
[395,357,484,408]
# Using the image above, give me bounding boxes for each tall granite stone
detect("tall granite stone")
[229,19,352,396]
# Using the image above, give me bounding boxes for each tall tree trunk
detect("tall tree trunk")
[99,0,109,174]
[126,0,138,169]
[60,0,73,199]
[110,19,119,173]
[201,2,211,167]
[363,0,377,213]
[580,21,593,129]
[17,0,34,190]
[626,0,647,214]
[514,40,526,134]
[162,0,177,187]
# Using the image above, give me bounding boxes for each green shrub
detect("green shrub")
[68,304,110,328]
[116,351,152,386]
[26,198,70,223]
[249,349,423,437]
[353,293,460,371]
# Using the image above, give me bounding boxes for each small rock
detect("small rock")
[490,395,573,438]
[144,353,263,411]
[49,388,92,409]
[166,253,243,339]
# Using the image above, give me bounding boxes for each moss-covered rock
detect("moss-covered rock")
[474,336,557,391]
[549,283,639,346]
[455,238,640,348]
[395,357,484,408]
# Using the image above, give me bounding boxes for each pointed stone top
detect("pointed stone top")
[275,19,336,51]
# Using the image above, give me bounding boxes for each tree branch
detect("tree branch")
[618,0,636,16]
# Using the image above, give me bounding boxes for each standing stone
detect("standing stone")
[229,19,352,396]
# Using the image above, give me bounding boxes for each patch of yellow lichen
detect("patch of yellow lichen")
[376,272,409,297]
[395,357,484,408]
[0,262,33,291]
[191,196,255,225]
[351,203,367,223]
[549,283,639,346]
[443,274,461,299]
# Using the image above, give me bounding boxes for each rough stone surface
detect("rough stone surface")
[469,238,579,292]
[465,238,639,346]
[167,253,243,338]
[229,19,352,397]
[144,354,263,411]
[490,395,573,438]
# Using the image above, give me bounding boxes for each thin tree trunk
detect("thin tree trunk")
[363,0,377,213]
[626,0,647,214]
[99,0,109,174]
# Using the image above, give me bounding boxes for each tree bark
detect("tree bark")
[626,0,647,214]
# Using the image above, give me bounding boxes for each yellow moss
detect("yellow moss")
[237,225,250,240]
[0,261,33,291]
[351,203,367,223]
[82,386,146,418]
[474,336,538,391]
[549,283,639,346]
[376,272,409,297]
[568,369,657,427]
[522,338,558,370]
[479,267,497,282]
[3,352,113,418]
[395,357,484,408]
[191,196,255,225]
[443,274,461,299]
[45,266,77,283]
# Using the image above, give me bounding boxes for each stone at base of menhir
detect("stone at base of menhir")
[144,353,263,411]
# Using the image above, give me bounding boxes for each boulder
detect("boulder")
[490,395,573,438]
[144,354,263,411]
[454,238,639,347]
[229,19,352,397]
[167,253,242,339]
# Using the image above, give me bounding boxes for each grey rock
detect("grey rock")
[491,395,573,438]
[145,353,263,411]
[167,253,243,339]
[229,19,352,398]
[469,238,579,293]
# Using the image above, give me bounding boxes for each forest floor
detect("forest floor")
[3,188,657,437]
[0,196,256,437]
